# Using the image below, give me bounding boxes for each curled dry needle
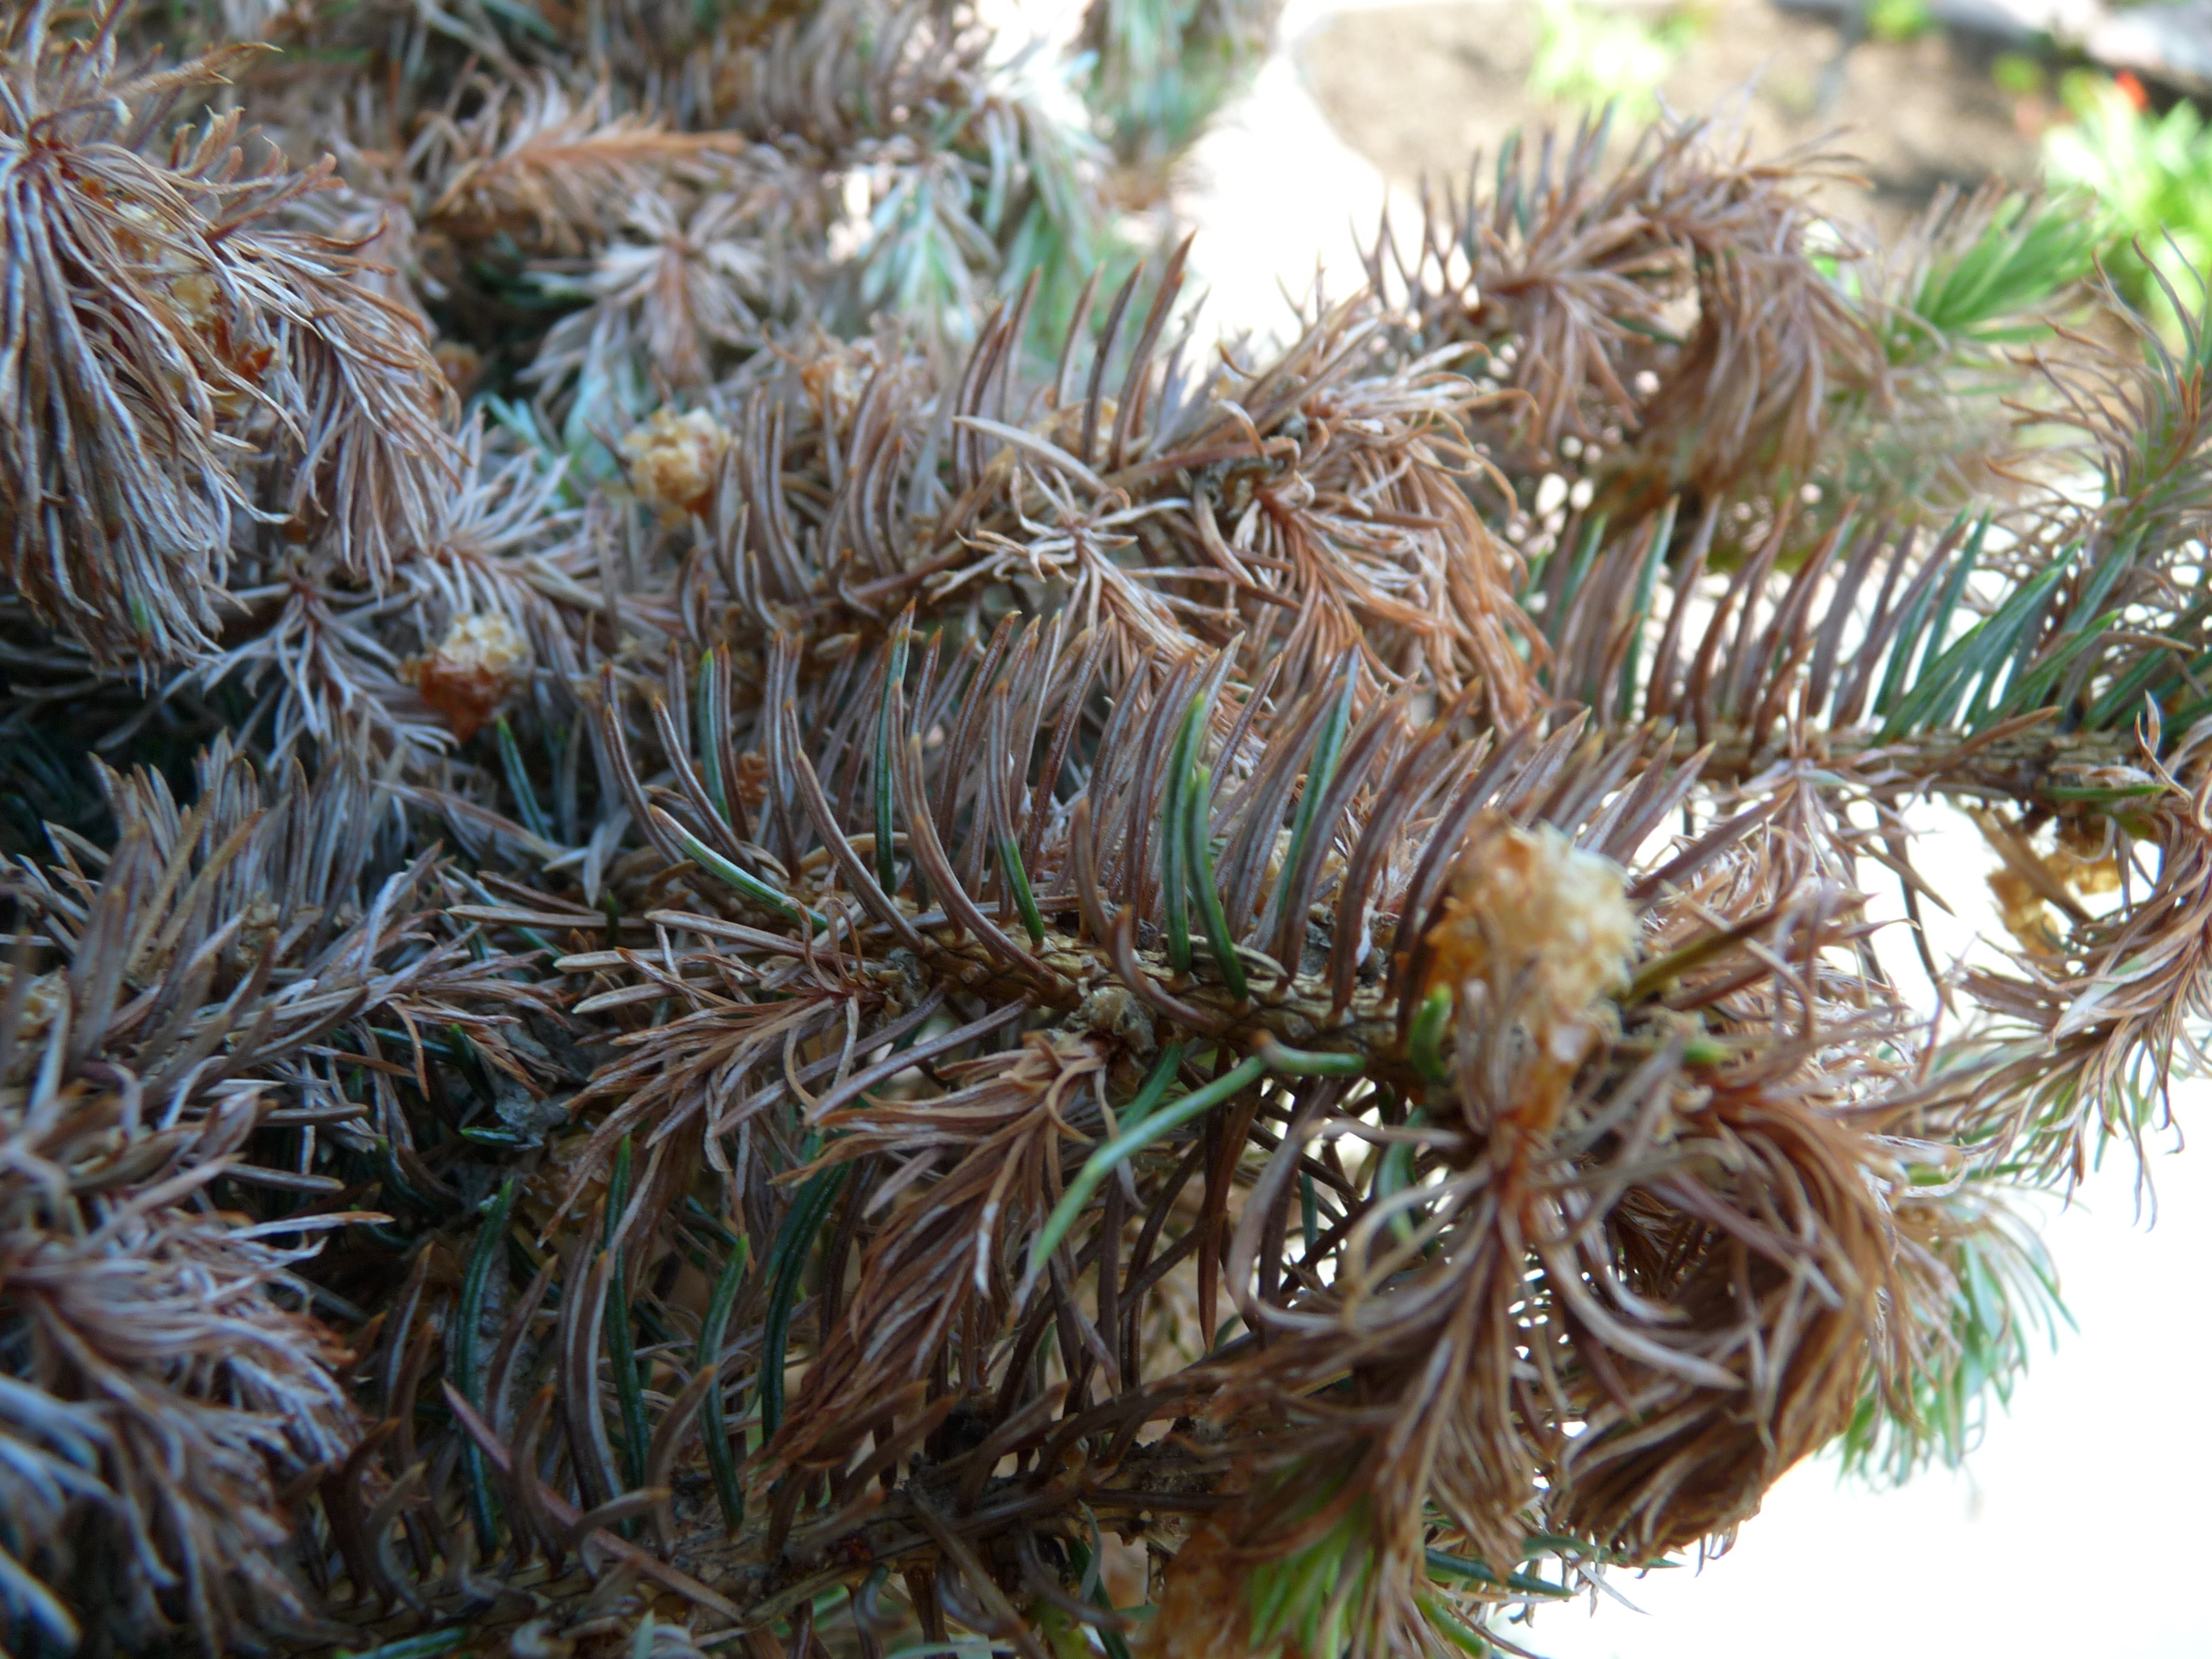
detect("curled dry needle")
[530,176,799,407]
[0,406,608,762]
[0,2,455,669]
[435,606,1965,1657]
[1959,719,2212,1181]
[1367,113,1879,512]
[0,731,551,1651]
[1136,813,1931,1656]
[412,77,743,261]
[1,5,2210,1657]
[641,266,1541,720]
[190,412,601,757]
[338,261,2204,1648]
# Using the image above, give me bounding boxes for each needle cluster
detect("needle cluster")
[0,7,2205,1659]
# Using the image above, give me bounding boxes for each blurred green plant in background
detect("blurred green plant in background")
[2045,69,2212,332]
[1081,0,1280,192]
[1991,50,2048,100]
[1527,0,1706,119]
[1828,186,2097,506]
[1866,0,1936,45]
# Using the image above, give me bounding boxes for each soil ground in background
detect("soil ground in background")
[1295,0,2047,241]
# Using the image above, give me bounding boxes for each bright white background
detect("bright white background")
[1152,2,2212,1649]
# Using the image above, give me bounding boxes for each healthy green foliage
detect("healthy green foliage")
[2047,71,2212,330]
[1527,0,1703,119]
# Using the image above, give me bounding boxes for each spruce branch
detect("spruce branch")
[2,6,2210,1655]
